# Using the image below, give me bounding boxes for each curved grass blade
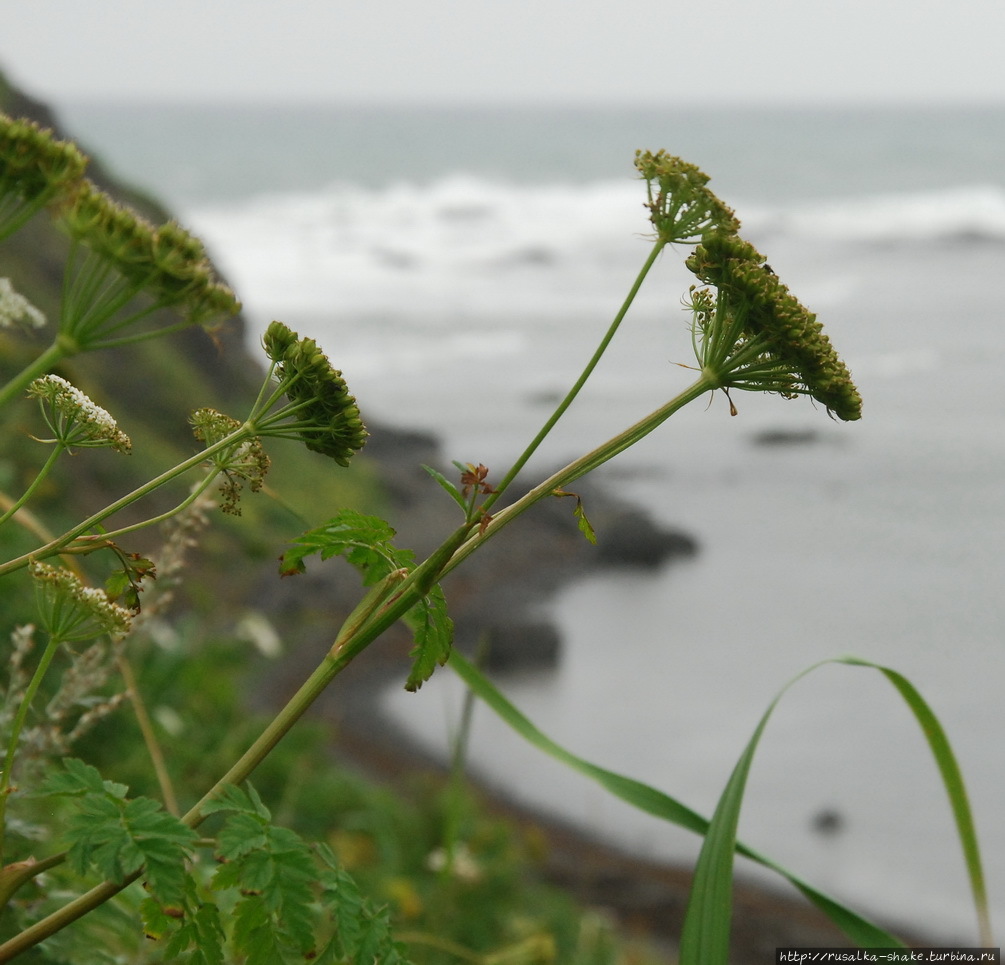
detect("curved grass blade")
[841,657,992,946]
[447,651,903,950]
[679,656,991,964]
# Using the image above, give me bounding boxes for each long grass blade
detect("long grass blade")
[679,656,990,963]
[840,657,992,945]
[448,651,904,950]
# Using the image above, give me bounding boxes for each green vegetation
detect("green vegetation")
[0,98,991,965]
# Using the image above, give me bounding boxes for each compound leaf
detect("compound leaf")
[279,510,406,582]
[403,583,453,692]
[42,759,196,905]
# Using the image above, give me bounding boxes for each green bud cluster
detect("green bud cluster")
[686,234,862,421]
[190,408,271,515]
[62,181,240,325]
[634,150,740,244]
[0,113,87,236]
[263,321,368,466]
[29,560,133,641]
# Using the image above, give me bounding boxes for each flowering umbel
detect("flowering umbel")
[0,277,46,331]
[60,181,241,332]
[685,234,862,421]
[262,321,368,466]
[190,408,270,515]
[634,150,740,245]
[29,561,133,642]
[27,374,132,452]
[0,113,87,239]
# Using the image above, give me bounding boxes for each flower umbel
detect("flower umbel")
[262,320,368,466]
[685,234,862,421]
[0,278,46,331]
[0,113,87,239]
[634,150,740,245]
[30,561,133,642]
[190,408,270,515]
[59,180,241,340]
[27,374,132,452]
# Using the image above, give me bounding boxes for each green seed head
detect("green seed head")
[0,113,88,210]
[686,234,862,421]
[634,150,740,244]
[264,321,368,465]
[61,180,240,327]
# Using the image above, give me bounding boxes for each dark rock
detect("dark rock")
[476,623,561,672]
[596,509,698,568]
[751,427,820,447]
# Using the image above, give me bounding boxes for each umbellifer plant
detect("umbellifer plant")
[0,115,991,964]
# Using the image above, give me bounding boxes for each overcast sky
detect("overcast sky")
[1,0,1003,108]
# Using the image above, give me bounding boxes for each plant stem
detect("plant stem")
[0,421,251,578]
[180,652,350,826]
[484,239,665,509]
[0,446,63,528]
[0,340,70,409]
[0,877,133,962]
[116,653,179,816]
[448,374,714,574]
[0,374,717,959]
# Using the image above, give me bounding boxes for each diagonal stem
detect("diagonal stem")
[484,239,666,510]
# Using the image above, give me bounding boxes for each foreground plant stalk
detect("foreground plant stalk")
[0,371,720,960]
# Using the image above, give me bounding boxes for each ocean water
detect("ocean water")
[59,101,1005,942]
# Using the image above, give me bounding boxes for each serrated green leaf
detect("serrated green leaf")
[202,782,271,820]
[190,902,227,965]
[232,894,287,965]
[217,812,269,860]
[103,569,132,603]
[210,802,320,957]
[140,895,176,941]
[48,761,196,903]
[354,905,403,965]
[553,489,596,544]
[316,844,409,963]
[279,510,404,581]
[64,794,132,879]
[210,859,242,892]
[403,583,453,692]
[160,900,226,965]
[40,757,128,799]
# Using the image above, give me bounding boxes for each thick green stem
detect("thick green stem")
[0,877,132,961]
[0,340,71,410]
[449,375,714,574]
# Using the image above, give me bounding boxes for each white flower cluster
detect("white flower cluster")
[27,374,131,453]
[29,561,133,640]
[0,277,46,330]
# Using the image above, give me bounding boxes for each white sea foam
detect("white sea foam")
[755,184,1005,244]
[186,178,1005,320]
